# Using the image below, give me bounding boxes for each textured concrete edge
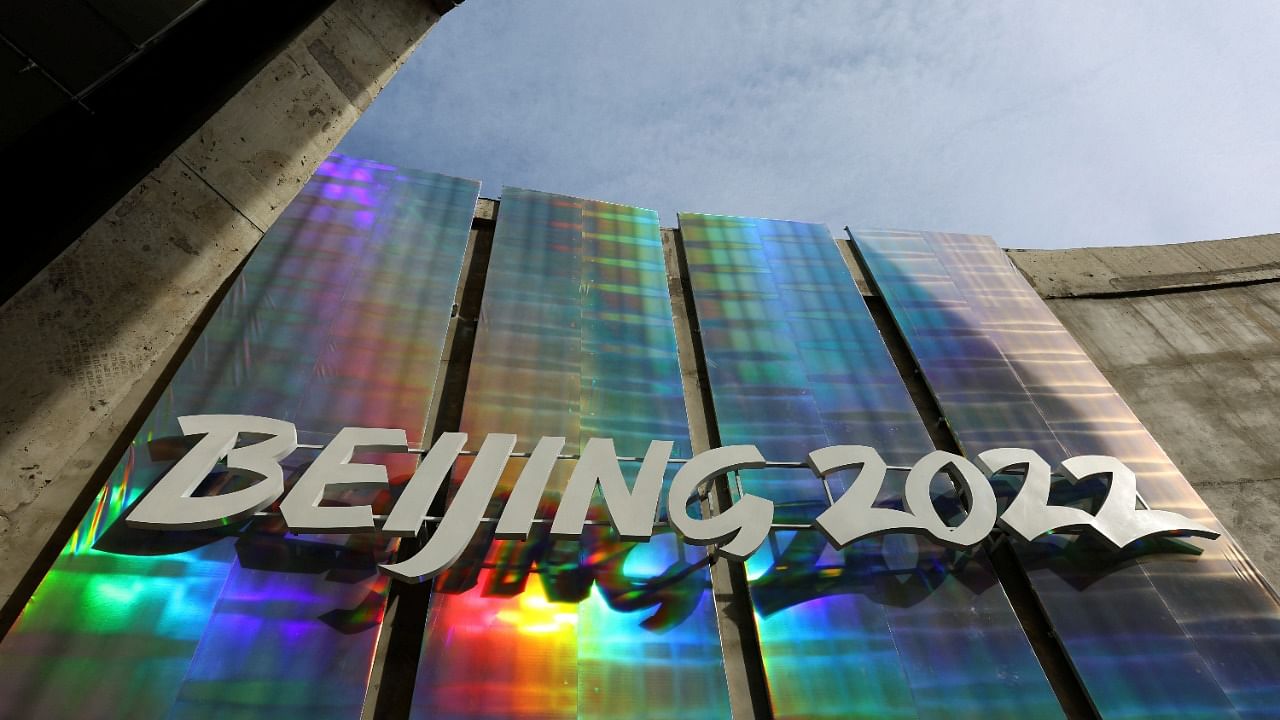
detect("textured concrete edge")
[0,244,255,633]
[1008,232,1280,298]
[662,227,774,720]
[0,0,450,615]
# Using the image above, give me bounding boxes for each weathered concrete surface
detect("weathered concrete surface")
[1009,232,1280,298]
[1012,239,1280,585]
[175,0,442,230]
[0,0,452,616]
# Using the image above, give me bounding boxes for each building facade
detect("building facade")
[0,155,1275,718]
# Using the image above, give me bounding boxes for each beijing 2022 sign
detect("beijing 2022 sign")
[125,414,1218,582]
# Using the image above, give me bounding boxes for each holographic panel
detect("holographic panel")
[0,154,480,719]
[411,189,729,720]
[680,214,1059,719]
[855,230,1280,719]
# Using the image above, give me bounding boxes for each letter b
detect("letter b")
[126,414,297,531]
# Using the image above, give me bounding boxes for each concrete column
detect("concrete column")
[0,0,458,619]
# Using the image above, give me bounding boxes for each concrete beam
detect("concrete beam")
[0,0,454,618]
[662,226,774,720]
[1008,233,1280,298]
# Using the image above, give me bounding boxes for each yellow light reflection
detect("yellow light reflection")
[494,580,579,636]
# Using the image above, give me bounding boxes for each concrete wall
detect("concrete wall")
[1009,234,1280,585]
[0,0,454,619]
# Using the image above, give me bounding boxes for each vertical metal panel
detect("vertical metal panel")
[854,230,1280,719]
[0,155,479,718]
[410,189,729,720]
[679,214,1060,719]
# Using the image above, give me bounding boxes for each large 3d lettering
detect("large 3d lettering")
[124,415,1219,582]
[381,433,516,582]
[974,449,1217,549]
[126,415,297,531]
[667,445,775,561]
[812,447,998,550]
[550,438,674,542]
[281,426,408,533]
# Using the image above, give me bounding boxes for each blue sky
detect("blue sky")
[338,1,1280,249]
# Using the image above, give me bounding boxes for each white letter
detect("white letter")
[494,436,564,540]
[903,451,998,549]
[1059,455,1217,549]
[550,438,672,542]
[381,433,468,537]
[280,427,407,533]
[810,445,926,547]
[667,445,773,561]
[126,414,296,531]
[381,433,516,582]
[975,450,1218,549]
[975,447,1088,543]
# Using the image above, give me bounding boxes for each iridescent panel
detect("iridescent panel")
[410,189,729,719]
[0,155,479,718]
[855,230,1280,718]
[680,214,1059,719]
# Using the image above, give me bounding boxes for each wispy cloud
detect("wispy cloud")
[338,0,1280,248]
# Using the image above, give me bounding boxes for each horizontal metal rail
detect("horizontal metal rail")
[289,442,912,470]
[249,509,828,533]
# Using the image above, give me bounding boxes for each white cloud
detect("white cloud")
[338,0,1280,248]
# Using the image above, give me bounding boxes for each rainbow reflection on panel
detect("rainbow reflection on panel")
[0,155,479,719]
[679,214,1060,719]
[410,189,729,720]
[854,230,1280,719]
